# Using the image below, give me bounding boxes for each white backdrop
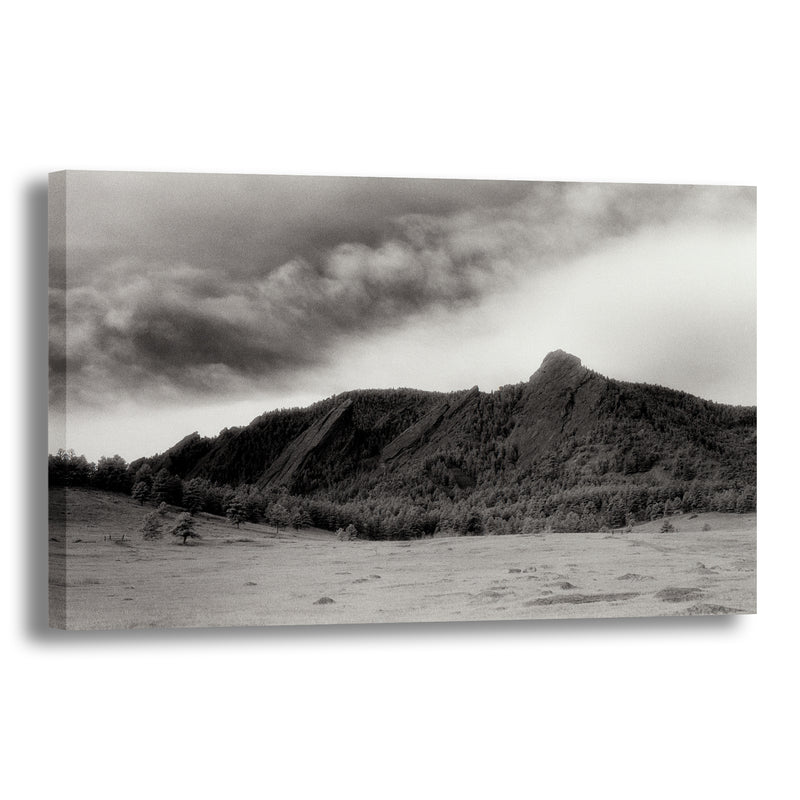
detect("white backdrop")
[3,3,796,798]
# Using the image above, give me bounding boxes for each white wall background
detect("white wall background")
[3,3,796,798]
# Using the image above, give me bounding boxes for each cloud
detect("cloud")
[50,174,755,409]
[308,221,756,406]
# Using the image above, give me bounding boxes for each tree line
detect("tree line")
[49,445,756,541]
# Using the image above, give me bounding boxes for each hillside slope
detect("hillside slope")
[131,350,755,537]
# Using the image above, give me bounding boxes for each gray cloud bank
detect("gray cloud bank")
[49,173,755,408]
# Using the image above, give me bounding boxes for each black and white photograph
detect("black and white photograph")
[8,4,798,798]
[49,171,756,629]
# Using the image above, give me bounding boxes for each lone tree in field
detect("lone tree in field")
[171,512,200,545]
[226,500,246,529]
[140,510,163,540]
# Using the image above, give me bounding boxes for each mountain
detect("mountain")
[133,350,756,537]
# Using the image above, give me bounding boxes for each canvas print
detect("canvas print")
[48,171,756,630]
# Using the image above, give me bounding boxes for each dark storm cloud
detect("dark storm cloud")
[52,173,755,407]
[64,172,531,280]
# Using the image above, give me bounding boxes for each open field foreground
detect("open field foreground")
[49,489,756,630]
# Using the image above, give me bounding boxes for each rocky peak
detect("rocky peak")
[529,350,585,384]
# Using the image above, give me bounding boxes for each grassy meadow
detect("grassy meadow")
[49,488,756,630]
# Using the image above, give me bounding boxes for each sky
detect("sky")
[49,172,756,462]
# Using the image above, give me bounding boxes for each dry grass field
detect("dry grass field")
[49,488,756,630]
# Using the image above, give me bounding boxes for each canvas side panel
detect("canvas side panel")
[48,171,67,629]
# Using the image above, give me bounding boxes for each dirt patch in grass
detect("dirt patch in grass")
[655,587,704,603]
[477,589,513,600]
[691,562,719,575]
[681,603,745,615]
[525,592,639,606]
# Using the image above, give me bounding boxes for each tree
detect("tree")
[183,478,206,515]
[48,448,93,487]
[233,485,264,521]
[270,502,289,533]
[132,481,150,505]
[133,463,154,491]
[202,483,230,516]
[152,468,182,505]
[459,511,484,536]
[402,508,427,538]
[552,510,581,533]
[291,508,313,530]
[140,510,163,540]
[226,500,246,529]
[171,512,200,545]
[521,517,543,536]
[665,497,683,516]
[335,524,359,541]
[94,454,130,493]
[605,498,626,529]
[151,468,171,504]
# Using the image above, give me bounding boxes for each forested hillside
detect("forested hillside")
[50,351,756,539]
